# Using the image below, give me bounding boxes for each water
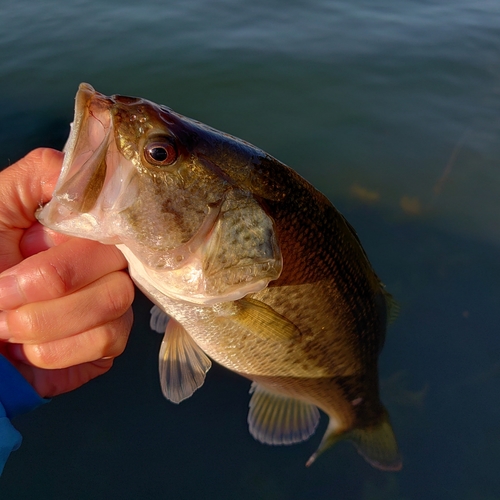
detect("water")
[0,1,499,498]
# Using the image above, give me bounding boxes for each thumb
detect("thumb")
[0,148,63,230]
[0,148,63,271]
[19,223,71,258]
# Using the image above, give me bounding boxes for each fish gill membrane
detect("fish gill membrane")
[37,83,402,472]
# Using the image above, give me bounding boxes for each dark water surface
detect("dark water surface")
[1,1,499,498]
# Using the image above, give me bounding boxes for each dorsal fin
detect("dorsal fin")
[347,415,402,471]
[158,318,212,404]
[306,409,402,471]
[339,211,400,327]
[248,382,320,445]
[384,291,400,325]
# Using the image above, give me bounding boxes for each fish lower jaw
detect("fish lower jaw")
[36,203,121,244]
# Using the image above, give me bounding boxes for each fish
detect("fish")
[37,83,401,471]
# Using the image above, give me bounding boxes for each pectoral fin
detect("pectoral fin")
[233,298,301,342]
[248,382,320,445]
[159,318,212,404]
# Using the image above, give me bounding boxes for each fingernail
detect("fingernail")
[0,275,23,310]
[0,312,11,340]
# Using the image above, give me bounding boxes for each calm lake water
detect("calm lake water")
[1,1,500,499]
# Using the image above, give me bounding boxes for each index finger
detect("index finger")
[0,238,128,310]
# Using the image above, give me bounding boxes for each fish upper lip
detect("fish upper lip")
[49,83,114,213]
[72,82,115,149]
[76,82,114,116]
[37,82,138,235]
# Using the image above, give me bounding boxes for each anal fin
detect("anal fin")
[159,318,212,404]
[248,382,320,445]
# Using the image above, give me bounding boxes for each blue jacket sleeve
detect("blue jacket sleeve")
[0,355,48,475]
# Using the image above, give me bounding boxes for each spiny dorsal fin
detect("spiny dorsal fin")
[340,210,401,327]
[234,298,301,342]
[248,382,320,445]
[159,318,212,404]
[150,305,170,334]
[384,291,400,325]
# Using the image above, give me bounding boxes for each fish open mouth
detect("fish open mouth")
[37,83,138,241]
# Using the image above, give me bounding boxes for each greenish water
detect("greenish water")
[1,1,500,498]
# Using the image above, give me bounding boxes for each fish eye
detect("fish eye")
[144,139,177,166]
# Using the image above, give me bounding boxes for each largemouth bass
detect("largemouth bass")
[37,83,401,470]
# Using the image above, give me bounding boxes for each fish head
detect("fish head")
[38,83,282,303]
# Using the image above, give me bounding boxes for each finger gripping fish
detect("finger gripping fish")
[38,83,401,471]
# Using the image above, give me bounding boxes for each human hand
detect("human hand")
[0,149,134,397]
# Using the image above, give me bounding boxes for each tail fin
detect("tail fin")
[306,411,402,471]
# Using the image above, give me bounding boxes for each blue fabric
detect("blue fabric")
[0,355,48,475]
[0,407,22,475]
